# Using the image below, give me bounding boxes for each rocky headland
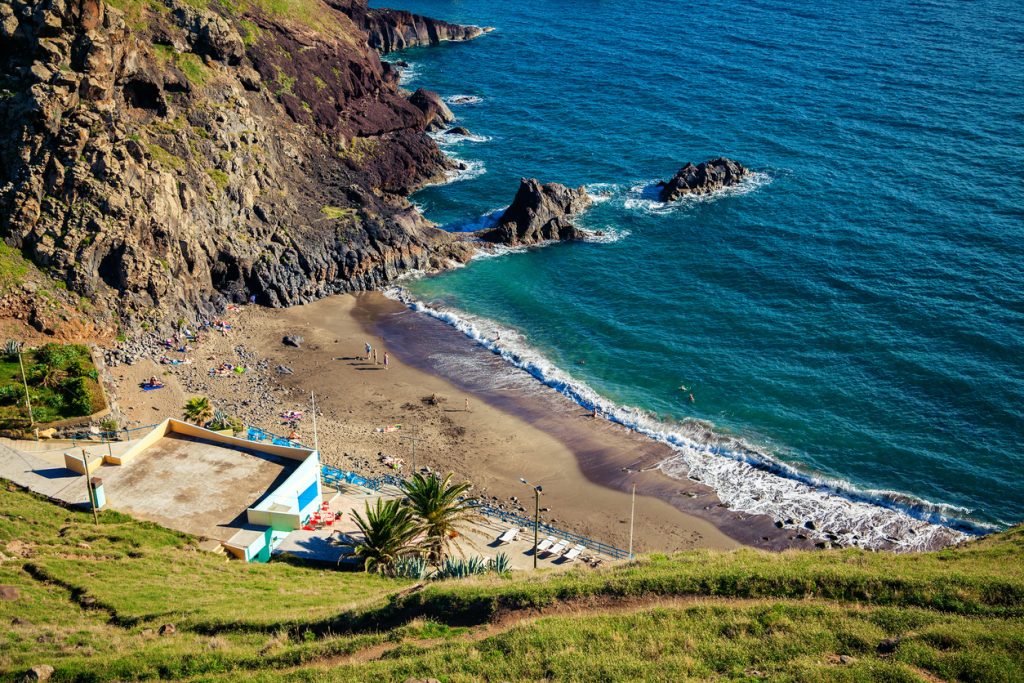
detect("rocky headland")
[334,0,493,54]
[658,157,749,201]
[477,178,592,246]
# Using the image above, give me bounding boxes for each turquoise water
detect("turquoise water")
[386,0,1024,539]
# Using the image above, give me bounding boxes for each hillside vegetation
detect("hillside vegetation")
[1,481,1022,682]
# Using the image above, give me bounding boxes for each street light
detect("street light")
[520,477,543,569]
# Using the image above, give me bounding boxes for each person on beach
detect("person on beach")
[365,342,372,361]
[383,352,389,370]
[465,397,470,412]
[373,349,378,365]
[592,406,601,419]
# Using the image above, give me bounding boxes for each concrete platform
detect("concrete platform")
[98,432,298,542]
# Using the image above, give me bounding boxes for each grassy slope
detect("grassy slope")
[1,481,1022,682]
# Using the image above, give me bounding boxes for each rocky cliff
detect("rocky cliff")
[0,0,482,332]
[333,0,492,55]
[478,179,592,246]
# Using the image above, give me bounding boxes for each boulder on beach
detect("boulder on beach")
[657,157,749,202]
[282,335,303,348]
[477,178,592,246]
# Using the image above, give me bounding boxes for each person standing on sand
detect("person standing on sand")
[383,352,389,370]
[373,349,378,365]
[465,397,470,412]
[365,342,372,361]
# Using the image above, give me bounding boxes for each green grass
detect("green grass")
[208,169,230,191]
[1,483,1022,682]
[147,143,185,171]
[0,242,32,294]
[320,206,357,220]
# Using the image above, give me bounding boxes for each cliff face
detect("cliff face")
[333,0,491,55]
[0,0,477,331]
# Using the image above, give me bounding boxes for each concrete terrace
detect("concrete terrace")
[98,432,298,542]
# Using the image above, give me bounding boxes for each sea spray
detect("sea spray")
[383,286,978,552]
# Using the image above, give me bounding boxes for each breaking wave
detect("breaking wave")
[429,130,493,146]
[444,94,484,105]
[382,287,985,552]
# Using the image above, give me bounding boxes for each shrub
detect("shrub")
[36,343,83,369]
[0,384,22,405]
[61,376,93,415]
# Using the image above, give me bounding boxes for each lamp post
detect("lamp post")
[519,477,543,569]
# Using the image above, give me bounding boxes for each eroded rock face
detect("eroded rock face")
[334,0,491,54]
[0,0,472,330]
[657,158,749,202]
[408,88,455,132]
[478,179,592,246]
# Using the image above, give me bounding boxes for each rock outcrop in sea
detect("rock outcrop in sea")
[0,0,479,332]
[335,0,493,54]
[478,179,592,246]
[658,158,750,201]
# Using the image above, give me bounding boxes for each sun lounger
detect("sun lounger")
[544,539,569,557]
[535,535,557,553]
[497,527,519,544]
[562,544,586,562]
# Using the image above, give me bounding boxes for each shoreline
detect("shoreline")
[356,293,820,551]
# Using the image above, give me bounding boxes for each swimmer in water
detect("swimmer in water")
[688,392,695,403]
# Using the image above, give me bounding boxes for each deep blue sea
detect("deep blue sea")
[380,0,1024,546]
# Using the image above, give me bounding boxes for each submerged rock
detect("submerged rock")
[478,179,592,246]
[657,157,749,201]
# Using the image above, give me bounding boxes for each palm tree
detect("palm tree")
[350,498,423,574]
[400,472,477,564]
[182,396,214,426]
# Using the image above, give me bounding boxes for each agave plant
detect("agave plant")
[393,555,431,580]
[487,552,512,575]
[4,340,21,358]
[350,498,423,575]
[400,472,477,564]
[433,556,488,581]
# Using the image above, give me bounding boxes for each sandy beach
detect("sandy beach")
[107,293,817,553]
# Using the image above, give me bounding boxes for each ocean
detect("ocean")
[379,0,1024,547]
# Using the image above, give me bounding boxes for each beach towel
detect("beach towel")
[141,383,164,391]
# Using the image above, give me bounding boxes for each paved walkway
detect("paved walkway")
[0,437,133,506]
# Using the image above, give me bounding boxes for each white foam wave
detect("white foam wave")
[445,159,486,183]
[585,182,619,204]
[395,63,419,86]
[382,288,980,552]
[622,171,774,215]
[444,94,484,105]
[580,226,630,243]
[429,130,492,146]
